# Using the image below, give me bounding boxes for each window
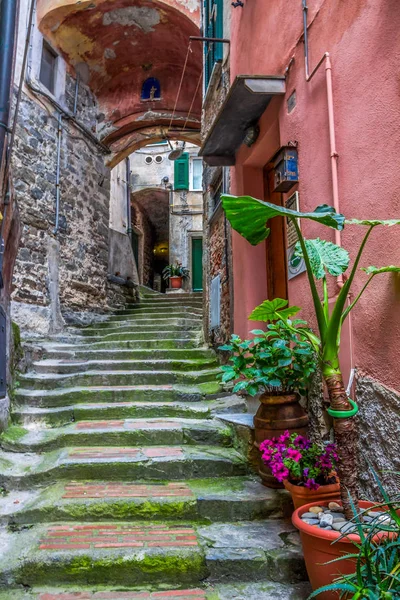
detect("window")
[145,156,153,164]
[155,155,163,164]
[190,158,203,191]
[39,41,57,94]
[204,0,223,89]
[211,173,223,212]
[174,153,189,190]
[141,78,161,101]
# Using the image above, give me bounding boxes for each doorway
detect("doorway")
[191,237,203,292]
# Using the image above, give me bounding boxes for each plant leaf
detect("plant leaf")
[362,265,400,276]
[347,218,400,227]
[294,238,350,280]
[221,195,345,246]
[249,298,301,322]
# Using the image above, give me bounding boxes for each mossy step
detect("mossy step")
[0,520,305,588]
[84,313,203,326]
[0,582,312,599]
[12,397,246,428]
[41,348,217,362]
[55,331,201,343]
[15,382,223,407]
[0,419,233,452]
[0,445,247,488]
[19,369,221,390]
[74,322,202,337]
[0,476,289,525]
[42,339,204,350]
[32,358,218,375]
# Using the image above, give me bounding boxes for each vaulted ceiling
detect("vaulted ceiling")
[37,0,202,159]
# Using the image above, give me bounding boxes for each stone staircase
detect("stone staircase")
[0,291,310,599]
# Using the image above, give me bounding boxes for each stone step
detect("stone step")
[0,520,306,588]
[0,445,247,488]
[87,312,203,325]
[0,419,233,452]
[42,339,205,350]
[0,476,290,525]
[75,321,202,337]
[19,369,221,390]
[53,331,201,344]
[12,396,246,427]
[0,582,311,599]
[32,358,218,375]
[15,383,223,407]
[41,348,217,362]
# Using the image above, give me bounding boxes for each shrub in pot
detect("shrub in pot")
[162,262,189,289]
[218,302,317,487]
[260,431,339,508]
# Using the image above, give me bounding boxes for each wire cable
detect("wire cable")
[167,41,192,132]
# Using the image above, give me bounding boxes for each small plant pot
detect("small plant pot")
[283,479,340,510]
[292,500,398,599]
[170,276,183,289]
[254,392,309,488]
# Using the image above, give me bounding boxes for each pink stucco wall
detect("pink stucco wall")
[229,0,400,391]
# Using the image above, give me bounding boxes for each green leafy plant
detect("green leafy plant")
[162,262,189,281]
[221,193,400,516]
[309,468,400,599]
[218,301,317,396]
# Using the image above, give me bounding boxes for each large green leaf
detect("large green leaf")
[248,298,301,322]
[221,195,345,246]
[347,218,400,227]
[362,265,400,276]
[294,238,350,280]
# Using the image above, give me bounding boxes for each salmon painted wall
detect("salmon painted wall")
[229,0,400,391]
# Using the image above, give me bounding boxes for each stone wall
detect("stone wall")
[11,79,113,336]
[356,373,400,499]
[131,203,155,288]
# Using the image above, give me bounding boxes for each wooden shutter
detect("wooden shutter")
[214,0,223,62]
[174,153,189,190]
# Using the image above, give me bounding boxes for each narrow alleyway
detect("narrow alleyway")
[0,291,309,598]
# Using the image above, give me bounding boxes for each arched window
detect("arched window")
[141,78,161,101]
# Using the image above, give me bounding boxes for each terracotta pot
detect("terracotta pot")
[170,276,183,289]
[254,392,309,488]
[293,500,397,599]
[284,479,340,509]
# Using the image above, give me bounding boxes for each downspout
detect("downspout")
[0,0,19,173]
[302,1,342,287]
[126,157,132,241]
[53,112,62,235]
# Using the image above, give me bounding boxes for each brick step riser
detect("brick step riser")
[41,349,216,361]
[15,388,225,408]
[0,457,248,489]
[20,371,220,390]
[33,360,218,375]
[3,428,232,453]
[3,496,285,526]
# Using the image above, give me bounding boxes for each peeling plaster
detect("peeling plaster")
[104,48,116,59]
[103,7,161,33]
[177,0,200,14]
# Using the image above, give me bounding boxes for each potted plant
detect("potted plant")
[218,302,317,487]
[260,431,339,508]
[162,262,189,289]
[220,193,400,588]
[295,469,400,599]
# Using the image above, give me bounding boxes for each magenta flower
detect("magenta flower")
[287,448,302,462]
[278,430,291,443]
[304,478,320,490]
[294,435,312,450]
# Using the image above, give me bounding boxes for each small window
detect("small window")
[39,41,57,94]
[155,155,163,164]
[191,158,203,191]
[145,156,153,164]
[212,173,223,212]
[141,78,161,101]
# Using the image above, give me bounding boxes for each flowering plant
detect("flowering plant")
[260,431,338,489]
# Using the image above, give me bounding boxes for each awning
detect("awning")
[199,75,286,166]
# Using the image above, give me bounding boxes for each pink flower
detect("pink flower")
[278,430,291,443]
[294,435,312,450]
[287,448,302,462]
[304,478,320,490]
[271,463,289,482]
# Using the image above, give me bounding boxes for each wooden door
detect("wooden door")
[264,167,288,300]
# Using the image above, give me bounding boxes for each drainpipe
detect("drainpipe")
[302,1,342,287]
[53,112,62,235]
[126,157,132,241]
[0,0,18,174]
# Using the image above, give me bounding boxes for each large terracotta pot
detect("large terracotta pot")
[170,276,183,289]
[284,479,340,509]
[254,392,309,488]
[293,500,396,599]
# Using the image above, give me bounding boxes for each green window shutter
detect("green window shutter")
[214,0,223,62]
[174,153,189,190]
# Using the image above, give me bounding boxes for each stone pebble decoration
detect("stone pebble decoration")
[300,502,395,533]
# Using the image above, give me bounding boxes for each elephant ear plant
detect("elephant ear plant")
[221,193,400,517]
